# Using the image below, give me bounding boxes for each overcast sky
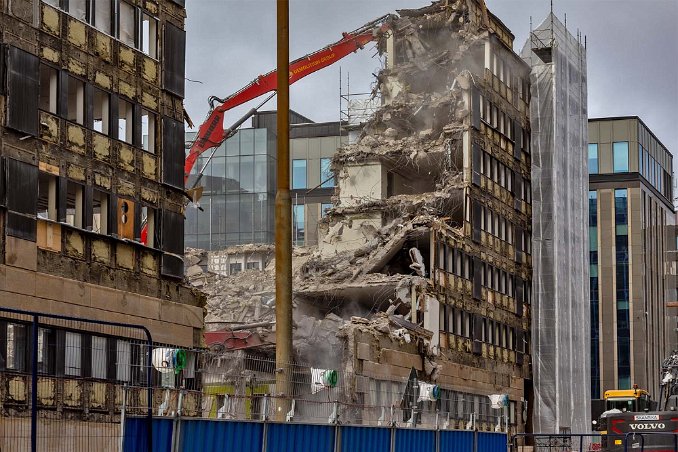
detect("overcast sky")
[185,0,678,170]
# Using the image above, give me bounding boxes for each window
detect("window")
[293,204,304,246]
[65,181,84,228]
[37,172,58,221]
[246,262,260,270]
[320,158,334,188]
[116,340,131,382]
[141,13,158,58]
[64,332,81,376]
[118,98,133,143]
[39,65,58,114]
[66,75,85,124]
[588,144,598,174]
[119,2,136,48]
[37,328,53,374]
[91,336,107,379]
[6,323,28,371]
[229,262,242,275]
[141,109,156,153]
[68,0,87,21]
[321,203,332,218]
[140,206,154,247]
[93,0,113,35]
[92,190,109,234]
[613,142,629,173]
[92,88,110,135]
[292,160,307,189]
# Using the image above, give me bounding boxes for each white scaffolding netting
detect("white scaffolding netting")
[520,13,590,434]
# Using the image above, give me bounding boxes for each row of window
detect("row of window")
[291,158,334,190]
[436,242,533,304]
[478,149,532,205]
[485,44,529,104]
[436,245,473,280]
[39,64,157,153]
[639,144,670,197]
[479,95,516,142]
[480,205,512,245]
[481,205,533,255]
[2,321,198,389]
[480,261,530,300]
[3,322,141,382]
[42,0,158,58]
[37,171,155,246]
[479,151,513,192]
[440,306,523,353]
[438,389,517,424]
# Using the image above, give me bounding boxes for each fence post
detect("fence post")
[119,386,128,452]
[390,423,396,452]
[145,333,153,452]
[435,412,440,452]
[171,390,184,452]
[260,395,269,452]
[30,315,38,452]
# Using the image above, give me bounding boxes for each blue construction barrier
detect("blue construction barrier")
[124,417,508,452]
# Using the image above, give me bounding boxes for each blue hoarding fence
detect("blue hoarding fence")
[124,417,509,451]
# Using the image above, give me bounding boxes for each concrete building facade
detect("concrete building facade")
[588,117,675,400]
[0,0,203,386]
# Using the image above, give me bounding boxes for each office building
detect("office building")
[588,116,675,400]
[520,14,590,433]
[185,111,345,252]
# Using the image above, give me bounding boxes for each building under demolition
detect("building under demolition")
[197,0,534,433]
[0,0,203,448]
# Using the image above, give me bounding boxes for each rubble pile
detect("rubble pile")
[184,248,276,329]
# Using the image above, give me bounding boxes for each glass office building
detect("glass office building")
[185,128,277,249]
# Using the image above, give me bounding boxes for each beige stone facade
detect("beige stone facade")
[589,117,675,399]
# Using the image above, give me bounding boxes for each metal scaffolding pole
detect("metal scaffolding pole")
[274,0,293,422]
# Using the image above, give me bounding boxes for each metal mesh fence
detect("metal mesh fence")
[0,307,152,451]
[1,307,518,450]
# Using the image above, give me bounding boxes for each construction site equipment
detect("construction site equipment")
[593,351,678,451]
[183,14,393,189]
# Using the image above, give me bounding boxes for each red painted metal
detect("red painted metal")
[184,16,392,184]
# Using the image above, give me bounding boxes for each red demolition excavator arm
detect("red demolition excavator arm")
[184,14,393,186]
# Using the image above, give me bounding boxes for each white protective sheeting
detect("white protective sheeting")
[520,13,591,433]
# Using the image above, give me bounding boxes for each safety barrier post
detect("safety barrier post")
[30,315,38,452]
